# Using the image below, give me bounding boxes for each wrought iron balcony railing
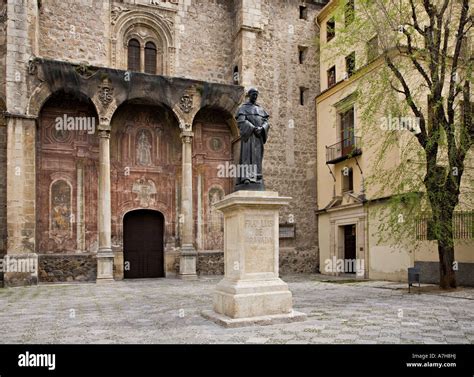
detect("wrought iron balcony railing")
[326,136,362,164]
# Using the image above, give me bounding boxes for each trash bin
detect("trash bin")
[408,267,420,293]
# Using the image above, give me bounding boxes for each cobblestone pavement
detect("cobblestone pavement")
[0,275,473,344]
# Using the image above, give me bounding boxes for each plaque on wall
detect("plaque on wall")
[279,223,295,239]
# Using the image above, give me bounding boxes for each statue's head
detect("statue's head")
[247,87,259,104]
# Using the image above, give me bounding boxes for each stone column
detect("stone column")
[76,160,85,252]
[96,128,114,281]
[179,131,197,279]
[4,116,38,287]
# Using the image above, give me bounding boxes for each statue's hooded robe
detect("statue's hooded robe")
[236,101,270,185]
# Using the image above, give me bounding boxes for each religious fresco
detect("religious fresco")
[206,186,225,250]
[37,98,235,259]
[37,93,99,253]
[50,180,72,234]
[192,116,235,251]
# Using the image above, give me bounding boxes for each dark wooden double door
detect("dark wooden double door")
[124,210,164,279]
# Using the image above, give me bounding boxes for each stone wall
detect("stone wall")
[252,0,322,273]
[197,251,224,276]
[39,254,97,282]
[175,0,234,84]
[415,261,474,287]
[0,0,6,101]
[0,106,6,283]
[39,0,110,67]
[37,0,235,84]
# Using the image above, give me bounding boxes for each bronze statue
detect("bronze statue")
[235,88,270,191]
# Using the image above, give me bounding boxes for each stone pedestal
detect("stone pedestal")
[202,191,306,327]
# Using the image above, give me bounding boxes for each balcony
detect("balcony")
[326,137,362,164]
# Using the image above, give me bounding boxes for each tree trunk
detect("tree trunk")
[437,210,457,289]
[438,242,457,289]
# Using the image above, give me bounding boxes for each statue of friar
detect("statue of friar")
[235,88,270,191]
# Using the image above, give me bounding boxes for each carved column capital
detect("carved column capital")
[98,129,111,139]
[180,131,194,144]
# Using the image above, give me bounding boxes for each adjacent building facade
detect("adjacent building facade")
[315,0,473,284]
[0,0,328,286]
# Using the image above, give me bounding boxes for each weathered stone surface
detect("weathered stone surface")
[207,191,305,326]
[280,247,319,275]
[38,254,97,283]
[197,251,224,276]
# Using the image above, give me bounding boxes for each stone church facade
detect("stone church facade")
[0,0,327,286]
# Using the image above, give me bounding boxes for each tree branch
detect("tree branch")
[402,29,432,87]
[385,55,428,148]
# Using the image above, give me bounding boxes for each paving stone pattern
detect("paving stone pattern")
[0,275,472,344]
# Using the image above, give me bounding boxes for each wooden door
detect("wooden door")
[123,210,164,278]
[344,224,357,267]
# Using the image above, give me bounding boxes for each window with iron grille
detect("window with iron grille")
[415,212,474,240]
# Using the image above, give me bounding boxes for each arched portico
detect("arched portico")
[20,58,244,284]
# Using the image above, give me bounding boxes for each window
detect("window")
[416,212,474,240]
[298,46,308,64]
[367,35,379,63]
[327,17,335,42]
[345,52,355,78]
[342,167,354,193]
[345,0,354,26]
[340,106,355,155]
[233,66,239,84]
[327,65,336,88]
[144,42,157,74]
[300,87,308,106]
[127,39,140,72]
[299,5,308,20]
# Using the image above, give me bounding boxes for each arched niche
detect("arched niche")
[111,10,175,75]
[109,101,182,255]
[36,91,99,254]
[192,106,237,251]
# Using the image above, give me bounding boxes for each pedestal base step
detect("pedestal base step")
[201,310,307,328]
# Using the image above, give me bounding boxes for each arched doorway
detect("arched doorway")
[123,210,165,278]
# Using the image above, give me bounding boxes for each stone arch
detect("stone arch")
[192,106,239,138]
[111,10,175,75]
[27,83,99,120]
[117,203,172,250]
